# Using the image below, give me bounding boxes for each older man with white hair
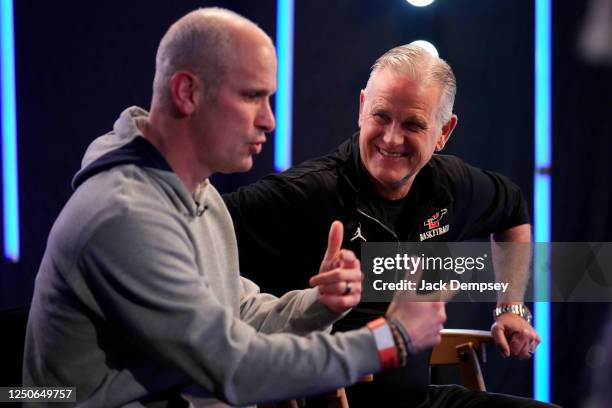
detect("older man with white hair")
[225,44,559,407]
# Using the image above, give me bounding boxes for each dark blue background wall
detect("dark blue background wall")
[1,1,610,407]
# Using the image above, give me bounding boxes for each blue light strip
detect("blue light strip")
[274,0,294,172]
[534,0,551,402]
[1,0,20,262]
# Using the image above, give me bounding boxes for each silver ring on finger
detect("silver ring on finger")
[343,281,352,295]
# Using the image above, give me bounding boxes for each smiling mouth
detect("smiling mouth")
[377,146,410,158]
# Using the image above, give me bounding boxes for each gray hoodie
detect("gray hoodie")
[23,107,380,407]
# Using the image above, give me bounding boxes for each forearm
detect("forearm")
[240,278,344,335]
[491,223,532,305]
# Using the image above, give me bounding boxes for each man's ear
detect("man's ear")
[358,89,366,128]
[169,71,200,116]
[435,114,458,152]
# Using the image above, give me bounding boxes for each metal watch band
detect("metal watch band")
[493,304,532,324]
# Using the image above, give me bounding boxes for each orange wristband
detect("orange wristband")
[366,317,398,370]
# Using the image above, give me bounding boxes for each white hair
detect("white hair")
[366,44,457,125]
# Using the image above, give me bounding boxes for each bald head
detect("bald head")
[152,7,274,106]
[366,44,456,126]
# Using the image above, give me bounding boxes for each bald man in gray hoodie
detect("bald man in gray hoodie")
[23,8,446,407]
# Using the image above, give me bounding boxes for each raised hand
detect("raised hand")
[309,221,362,314]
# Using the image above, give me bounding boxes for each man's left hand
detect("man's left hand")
[491,312,541,360]
[309,221,362,314]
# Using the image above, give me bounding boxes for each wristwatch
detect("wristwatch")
[493,304,532,324]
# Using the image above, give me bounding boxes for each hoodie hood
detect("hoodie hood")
[72,107,172,190]
[72,106,209,218]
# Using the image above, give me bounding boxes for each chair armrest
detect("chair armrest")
[430,329,493,365]
[430,328,494,391]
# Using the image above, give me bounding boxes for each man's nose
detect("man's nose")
[256,101,276,133]
[381,123,404,145]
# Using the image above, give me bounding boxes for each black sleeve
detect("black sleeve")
[457,162,530,239]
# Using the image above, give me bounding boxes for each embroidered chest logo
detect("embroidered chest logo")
[350,223,367,242]
[420,209,450,241]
